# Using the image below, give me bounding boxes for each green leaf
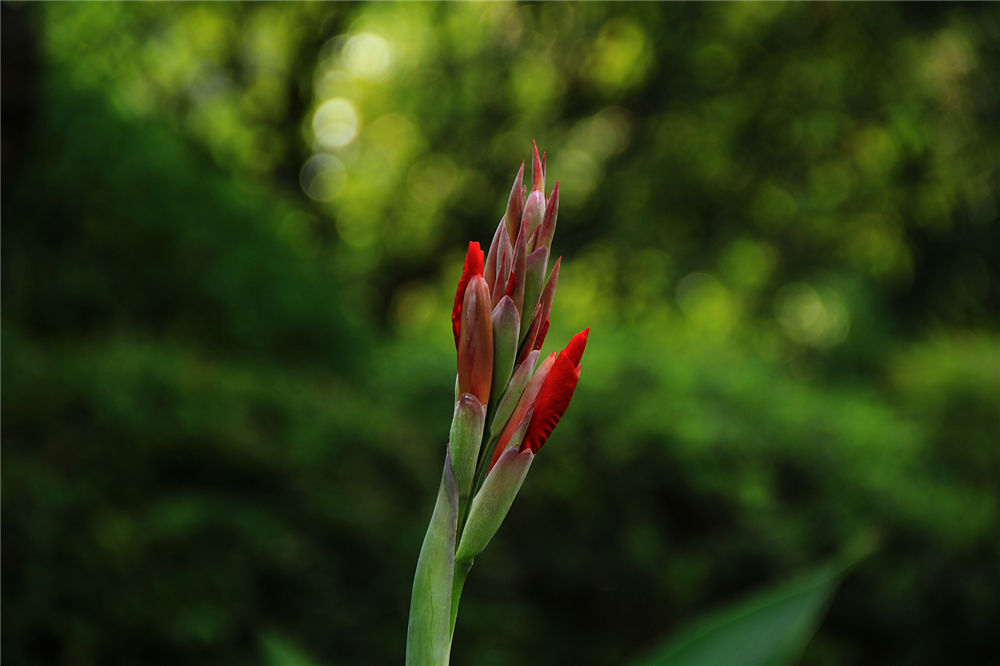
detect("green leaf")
[633,557,860,666]
[406,452,459,666]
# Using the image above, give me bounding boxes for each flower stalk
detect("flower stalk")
[406,144,589,665]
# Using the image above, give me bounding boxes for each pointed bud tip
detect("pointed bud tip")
[531,141,544,192]
[516,161,525,181]
[452,242,486,347]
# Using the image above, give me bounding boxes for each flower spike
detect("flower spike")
[409,145,589,664]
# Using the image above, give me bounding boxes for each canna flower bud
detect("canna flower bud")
[457,276,494,406]
[488,327,588,469]
[520,246,549,341]
[490,296,520,407]
[452,242,485,348]
[518,257,560,363]
[520,142,546,242]
[520,328,589,453]
[488,351,557,469]
[490,349,540,435]
[455,446,533,564]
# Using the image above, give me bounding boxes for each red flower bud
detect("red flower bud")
[452,242,484,349]
[520,328,589,453]
[488,351,557,469]
[457,276,494,405]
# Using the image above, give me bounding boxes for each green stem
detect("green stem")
[449,558,474,639]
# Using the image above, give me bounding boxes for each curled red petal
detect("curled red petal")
[521,329,589,453]
[452,242,484,348]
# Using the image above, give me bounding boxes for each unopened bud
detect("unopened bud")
[490,349,540,436]
[520,247,549,341]
[458,276,494,405]
[489,351,556,468]
[455,447,534,564]
[520,190,546,245]
[491,296,520,407]
[520,258,560,357]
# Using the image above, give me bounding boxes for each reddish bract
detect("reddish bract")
[532,319,550,352]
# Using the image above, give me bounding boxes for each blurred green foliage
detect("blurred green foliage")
[3,2,998,666]
[635,553,865,666]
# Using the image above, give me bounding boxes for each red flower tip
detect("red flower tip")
[520,328,590,453]
[452,242,484,348]
[504,269,517,300]
[564,328,589,367]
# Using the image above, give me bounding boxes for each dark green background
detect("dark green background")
[3,3,997,665]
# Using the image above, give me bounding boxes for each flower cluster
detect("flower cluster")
[449,142,588,548]
[408,144,588,665]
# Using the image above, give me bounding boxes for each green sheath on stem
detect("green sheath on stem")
[449,395,486,503]
[406,451,459,666]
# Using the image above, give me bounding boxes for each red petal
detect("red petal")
[521,329,589,453]
[563,327,589,367]
[452,242,484,348]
